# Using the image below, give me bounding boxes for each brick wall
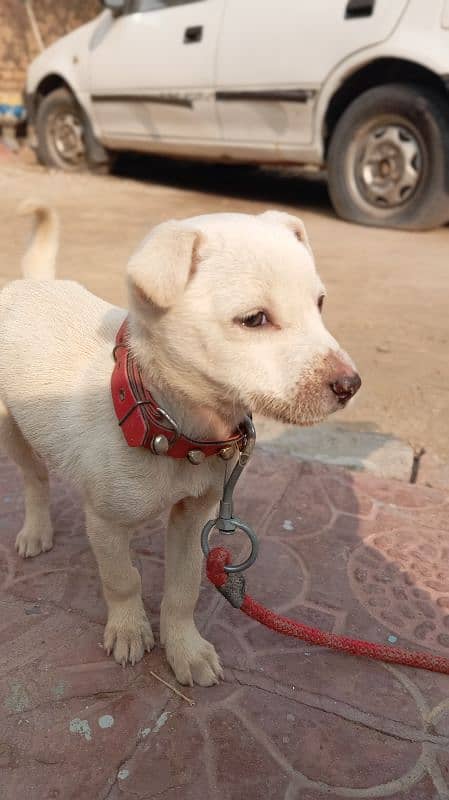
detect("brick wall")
[0,0,101,103]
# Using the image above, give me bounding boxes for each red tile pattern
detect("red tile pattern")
[1,451,449,799]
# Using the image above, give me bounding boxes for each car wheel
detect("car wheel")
[36,88,89,171]
[35,88,113,173]
[327,83,449,230]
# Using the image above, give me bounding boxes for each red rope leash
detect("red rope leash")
[207,546,449,676]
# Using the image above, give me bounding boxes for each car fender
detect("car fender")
[314,35,449,162]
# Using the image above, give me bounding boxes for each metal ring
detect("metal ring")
[201,518,217,558]
[200,517,259,574]
[224,519,259,573]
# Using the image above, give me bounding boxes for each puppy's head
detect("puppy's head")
[127,210,360,426]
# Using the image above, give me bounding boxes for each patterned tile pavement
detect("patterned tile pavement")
[1,449,449,800]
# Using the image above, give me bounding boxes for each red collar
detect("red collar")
[111,319,246,463]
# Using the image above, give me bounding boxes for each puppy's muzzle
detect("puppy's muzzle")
[330,372,361,406]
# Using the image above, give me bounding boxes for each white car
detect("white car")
[25,0,449,229]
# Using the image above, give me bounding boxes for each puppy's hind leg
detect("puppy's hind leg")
[0,400,53,557]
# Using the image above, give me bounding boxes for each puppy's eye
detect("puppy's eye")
[240,311,269,328]
[317,295,325,314]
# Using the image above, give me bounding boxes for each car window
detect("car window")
[130,0,204,11]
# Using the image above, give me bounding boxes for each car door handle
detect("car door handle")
[345,0,375,18]
[184,25,203,44]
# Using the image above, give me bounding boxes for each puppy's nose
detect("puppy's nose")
[330,372,361,404]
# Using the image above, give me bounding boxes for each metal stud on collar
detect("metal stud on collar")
[187,449,206,465]
[201,416,259,574]
[151,434,169,455]
[219,444,237,461]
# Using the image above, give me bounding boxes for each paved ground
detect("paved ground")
[1,154,449,472]
[2,449,449,800]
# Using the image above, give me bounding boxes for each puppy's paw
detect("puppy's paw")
[104,604,154,667]
[164,625,223,687]
[15,524,53,558]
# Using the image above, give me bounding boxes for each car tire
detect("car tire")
[36,88,112,173]
[327,83,449,230]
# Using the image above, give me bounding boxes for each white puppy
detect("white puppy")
[0,206,360,686]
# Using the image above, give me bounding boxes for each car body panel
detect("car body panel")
[26,0,449,167]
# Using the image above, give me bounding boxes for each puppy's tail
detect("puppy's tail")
[18,199,59,280]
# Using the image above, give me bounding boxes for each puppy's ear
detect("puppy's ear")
[259,210,312,254]
[127,220,201,309]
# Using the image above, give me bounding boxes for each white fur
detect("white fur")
[0,206,358,686]
[18,200,59,280]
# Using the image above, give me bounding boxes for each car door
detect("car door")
[215,0,409,148]
[89,0,224,145]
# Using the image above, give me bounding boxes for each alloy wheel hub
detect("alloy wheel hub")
[51,112,85,164]
[356,124,422,208]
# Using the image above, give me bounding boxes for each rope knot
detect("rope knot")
[206,547,246,608]
[206,546,231,588]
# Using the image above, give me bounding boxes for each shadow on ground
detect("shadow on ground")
[113,153,333,217]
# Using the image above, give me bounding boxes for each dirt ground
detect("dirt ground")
[1,155,448,462]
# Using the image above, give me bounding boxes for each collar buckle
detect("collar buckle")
[153,406,181,441]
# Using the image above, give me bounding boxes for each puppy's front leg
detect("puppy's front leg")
[85,506,154,666]
[161,492,223,687]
